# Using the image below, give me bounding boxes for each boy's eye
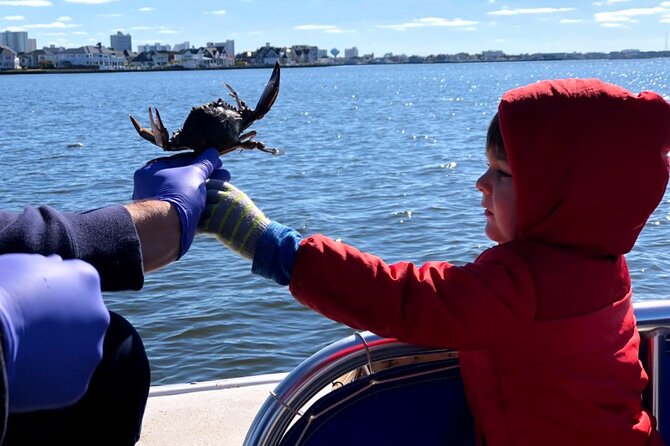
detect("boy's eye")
[497,169,512,178]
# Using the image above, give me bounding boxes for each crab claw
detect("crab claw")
[252,61,280,122]
[129,107,171,150]
[149,107,172,149]
[129,113,158,145]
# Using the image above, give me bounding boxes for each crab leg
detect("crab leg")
[225,83,248,110]
[239,130,257,142]
[237,140,284,156]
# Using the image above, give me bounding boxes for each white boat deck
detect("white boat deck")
[137,373,287,446]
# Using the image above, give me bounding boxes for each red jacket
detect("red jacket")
[289,79,670,445]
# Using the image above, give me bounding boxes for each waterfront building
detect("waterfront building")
[137,42,171,53]
[0,45,19,70]
[20,48,58,69]
[55,45,126,70]
[205,42,235,66]
[110,31,132,51]
[206,40,234,57]
[344,47,359,59]
[174,47,232,69]
[481,50,505,61]
[129,50,171,69]
[252,43,282,66]
[290,45,320,64]
[173,41,190,52]
[0,31,35,53]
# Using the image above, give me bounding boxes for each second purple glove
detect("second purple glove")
[132,148,223,258]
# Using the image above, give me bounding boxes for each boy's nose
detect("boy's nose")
[476,174,490,194]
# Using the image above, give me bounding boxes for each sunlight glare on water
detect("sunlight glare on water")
[2,58,670,384]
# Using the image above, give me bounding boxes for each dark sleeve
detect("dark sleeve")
[0,205,144,291]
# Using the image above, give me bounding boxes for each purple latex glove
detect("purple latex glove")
[0,253,110,412]
[133,148,223,258]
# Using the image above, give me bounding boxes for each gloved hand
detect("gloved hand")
[0,253,110,412]
[198,174,270,260]
[133,148,222,258]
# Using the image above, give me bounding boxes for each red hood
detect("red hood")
[498,78,670,256]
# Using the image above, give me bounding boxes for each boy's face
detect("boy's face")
[476,149,518,244]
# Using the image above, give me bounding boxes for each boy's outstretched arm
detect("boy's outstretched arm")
[199,173,535,349]
[198,175,302,285]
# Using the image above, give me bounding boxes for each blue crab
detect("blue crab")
[129,62,282,155]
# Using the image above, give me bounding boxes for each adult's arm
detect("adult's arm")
[0,205,143,292]
[0,148,220,291]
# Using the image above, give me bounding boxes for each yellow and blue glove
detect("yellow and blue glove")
[198,173,270,260]
[198,171,302,285]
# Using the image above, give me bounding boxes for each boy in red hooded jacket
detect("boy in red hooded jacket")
[199,78,670,445]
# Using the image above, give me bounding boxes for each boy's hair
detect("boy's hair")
[486,112,507,161]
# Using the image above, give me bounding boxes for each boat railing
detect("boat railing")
[635,300,670,435]
[244,299,670,445]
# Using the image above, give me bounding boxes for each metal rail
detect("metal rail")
[244,299,670,446]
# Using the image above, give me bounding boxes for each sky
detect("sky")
[2,0,670,56]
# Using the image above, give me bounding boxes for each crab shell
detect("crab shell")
[167,102,252,154]
[129,61,281,156]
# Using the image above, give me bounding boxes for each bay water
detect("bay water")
[2,59,670,385]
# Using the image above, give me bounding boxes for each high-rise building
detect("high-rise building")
[344,47,359,59]
[110,31,132,51]
[137,42,171,53]
[0,31,33,53]
[173,41,190,51]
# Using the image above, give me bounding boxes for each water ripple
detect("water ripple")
[3,60,670,384]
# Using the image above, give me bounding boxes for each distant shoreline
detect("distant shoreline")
[0,64,282,75]
[2,53,670,75]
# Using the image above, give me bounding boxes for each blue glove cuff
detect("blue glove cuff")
[252,221,302,286]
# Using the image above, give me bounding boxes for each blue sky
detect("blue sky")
[2,0,670,55]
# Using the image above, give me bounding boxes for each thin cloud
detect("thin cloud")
[131,25,179,34]
[488,7,574,16]
[55,16,72,21]
[206,10,227,15]
[64,0,117,4]
[24,20,81,29]
[593,0,631,5]
[601,22,629,28]
[139,7,155,12]
[294,24,341,31]
[0,0,52,5]
[157,27,179,34]
[376,17,478,31]
[3,15,25,20]
[594,6,667,24]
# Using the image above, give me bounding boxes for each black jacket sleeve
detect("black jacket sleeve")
[0,205,144,291]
